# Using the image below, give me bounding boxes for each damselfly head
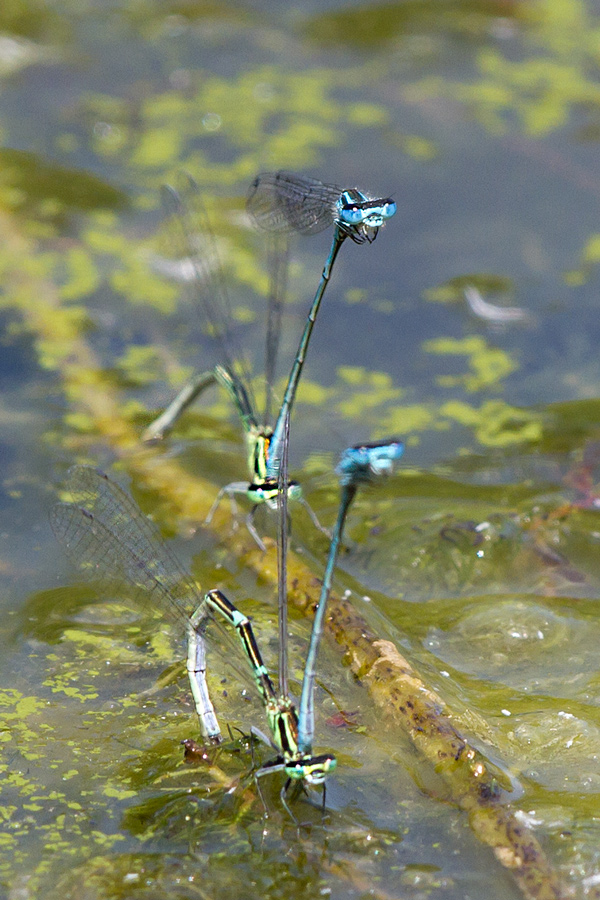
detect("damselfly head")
[336,190,397,235]
[285,752,337,785]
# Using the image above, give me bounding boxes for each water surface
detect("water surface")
[2,1,600,897]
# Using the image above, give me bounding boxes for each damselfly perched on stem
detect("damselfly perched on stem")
[50,436,403,813]
[143,175,326,549]
[49,459,334,808]
[203,416,336,811]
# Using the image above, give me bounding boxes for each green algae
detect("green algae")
[424,336,517,393]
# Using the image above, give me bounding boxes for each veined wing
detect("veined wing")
[50,465,202,622]
[247,171,342,236]
[159,174,257,415]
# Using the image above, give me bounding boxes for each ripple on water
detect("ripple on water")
[423,598,599,697]
[507,710,600,794]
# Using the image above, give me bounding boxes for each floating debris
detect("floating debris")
[463,284,530,325]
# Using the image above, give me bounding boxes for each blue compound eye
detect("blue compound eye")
[340,206,366,225]
[380,200,397,219]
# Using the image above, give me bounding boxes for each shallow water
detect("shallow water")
[2,1,600,898]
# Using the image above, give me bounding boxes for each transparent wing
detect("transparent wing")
[159,174,257,413]
[247,171,342,236]
[50,466,275,711]
[50,465,202,623]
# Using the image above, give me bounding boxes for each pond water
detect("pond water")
[2,1,600,898]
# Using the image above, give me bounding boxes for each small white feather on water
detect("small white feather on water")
[463,285,530,325]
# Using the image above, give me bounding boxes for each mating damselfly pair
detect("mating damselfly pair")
[144,171,396,550]
[51,169,401,812]
[51,436,403,809]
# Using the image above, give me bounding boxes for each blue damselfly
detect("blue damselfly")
[298,439,404,756]
[247,171,397,479]
[144,175,328,549]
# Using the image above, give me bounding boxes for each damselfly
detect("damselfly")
[246,171,397,479]
[205,428,404,809]
[298,439,404,755]
[202,416,335,808]
[49,460,334,805]
[143,174,327,550]
[50,465,223,744]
